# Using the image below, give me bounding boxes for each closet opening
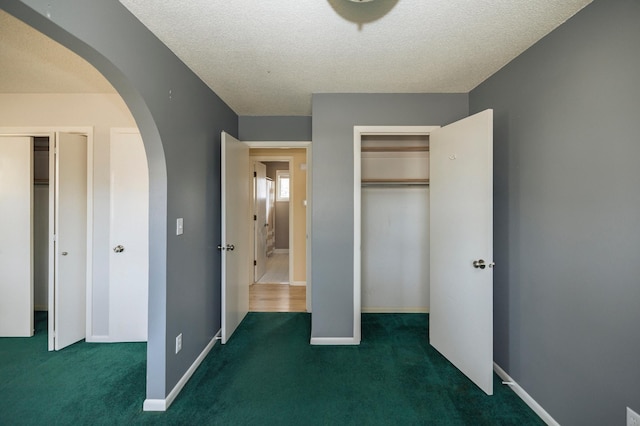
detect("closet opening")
[353,125,439,343]
[360,134,430,314]
[33,137,50,317]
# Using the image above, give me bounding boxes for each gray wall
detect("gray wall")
[470,0,640,424]
[239,116,311,141]
[1,0,238,401]
[311,93,468,338]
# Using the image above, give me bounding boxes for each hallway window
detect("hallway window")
[276,170,290,201]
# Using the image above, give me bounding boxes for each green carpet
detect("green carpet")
[0,312,542,425]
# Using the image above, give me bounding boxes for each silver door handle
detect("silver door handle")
[226,244,235,251]
[473,259,486,269]
[62,252,68,256]
[113,245,125,253]
[472,259,495,269]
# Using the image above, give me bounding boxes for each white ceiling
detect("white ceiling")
[1,1,592,115]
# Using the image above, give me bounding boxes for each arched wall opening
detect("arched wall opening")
[2,1,238,407]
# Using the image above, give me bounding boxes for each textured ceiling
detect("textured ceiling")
[0,10,115,94]
[120,0,592,115]
[1,1,592,115]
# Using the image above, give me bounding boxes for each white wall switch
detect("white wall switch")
[176,218,184,235]
[175,333,182,354]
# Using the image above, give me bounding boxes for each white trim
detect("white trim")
[361,307,429,313]
[310,337,359,345]
[273,248,289,254]
[353,127,362,345]
[353,125,439,347]
[143,332,220,412]
[84,130,94,342]
[291,281,306,287]
[493,362,560,426]
[245,141,310,148]
[305,145,312,313]
[86,335,111,343]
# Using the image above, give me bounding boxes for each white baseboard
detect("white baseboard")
[85,335,111,343]
[310,337,359,345]
[493,362,559,426]
[291,281,306,286]
[273,249,289,254]
[361,307,428,313]
[86,334,148,343]
[143,329,221,412]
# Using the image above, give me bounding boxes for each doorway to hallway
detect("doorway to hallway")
[249,147,309,313]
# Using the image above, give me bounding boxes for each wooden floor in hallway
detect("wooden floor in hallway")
[249,283,306,312]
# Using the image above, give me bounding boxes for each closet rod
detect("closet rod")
[361,146,429,152]
[361,180,429,188]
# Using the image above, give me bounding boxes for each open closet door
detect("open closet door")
[429,109,494,395]
[53,132,87,350]
[0,136,34,337]
[221,132,250,344]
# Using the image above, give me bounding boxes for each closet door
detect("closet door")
[53,132,87,350]
[0,136,34,337]
[429,109,494,395]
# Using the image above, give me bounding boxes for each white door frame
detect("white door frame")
[353,126,439,344]
[246,141,312,312]
[0,126,93,350]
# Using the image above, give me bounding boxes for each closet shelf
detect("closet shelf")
[361,146,429,152]
[361,178,429,187]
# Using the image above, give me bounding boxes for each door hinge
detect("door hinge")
[254,215,257,221]
[53,234,57,242]
[253,171,257,177]
[254,260,257,266]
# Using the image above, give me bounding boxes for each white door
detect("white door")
[429,109,494,395]
[53,132,87,350]
[108,129,149,341]
[221,132,250,344]
[0,136,34,337]
[254,162,268,282]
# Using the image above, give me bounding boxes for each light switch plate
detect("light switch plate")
[176,218,184,235]
[175,333,182,354]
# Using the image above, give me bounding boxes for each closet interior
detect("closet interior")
[360,134,430,312]
[33,137,50,312]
